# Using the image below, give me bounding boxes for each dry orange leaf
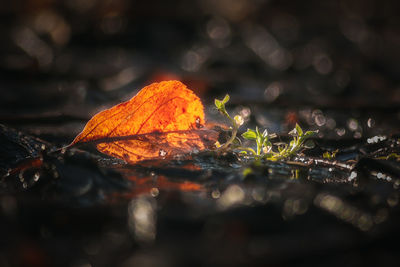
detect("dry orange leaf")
[71,80,218,163]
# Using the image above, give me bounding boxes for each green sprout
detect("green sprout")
[215,94,242,150]
[241,123,317,161]
[268,124,318,161]
[241,127,271,156]
[323,149,338,160]
[215,94,318,161]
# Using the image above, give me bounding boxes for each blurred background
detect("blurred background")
[2,1,400,267]
[2,0,400,107]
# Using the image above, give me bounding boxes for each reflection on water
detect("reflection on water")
[128,196,157,243]
[314,193,374,231]
[110,175,204,201]
[217,184,245,210]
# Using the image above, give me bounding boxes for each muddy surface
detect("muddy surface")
[1,1,400,266]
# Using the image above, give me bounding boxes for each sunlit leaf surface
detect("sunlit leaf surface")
[71,80,218,163]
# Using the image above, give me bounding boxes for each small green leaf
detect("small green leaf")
[304,140,315,149]
[289,140,295,147]
[214,99,222,110]
[255,126,261,137]
[264,153,274,160]
[262,145,272,153]
[288,128,297,136]
[323,151,332,159]
[322,150,337,159]
[262,129,268,138]
[242,129,257,140]
[385,153,400,160]
[222,94,230,104]
[215,94,230,112]
[295,123,303,136]
[256,135,262,145]
[303,130,318,139]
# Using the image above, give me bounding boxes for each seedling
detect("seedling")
[241,127,271,156]
[215,94,243,150]
[323,149,338,160]
[215,94,318,161]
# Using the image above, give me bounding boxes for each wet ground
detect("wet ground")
[1,1,400,266]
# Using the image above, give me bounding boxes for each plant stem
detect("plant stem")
[219,117,238,150]
[256,142,261,156]
[237,146,257,155]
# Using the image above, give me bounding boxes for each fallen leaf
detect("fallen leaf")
[71,80,218,163]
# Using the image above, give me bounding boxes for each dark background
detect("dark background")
[1,1,400,267]
[2,0,400,110]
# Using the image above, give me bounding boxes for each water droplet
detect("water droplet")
[310,109,322,125]
[217,185,244,209]
[367,135,386,144]
[234,115,244,126]
[326,118,336,129]
[159,149,167,157]
[314,114,326,126]
[195,117,202,128]
[353,132,362,139]
[347,118,358,131]
[374,208,388,224]
[367,118,375,128]
[264,82,282,103]
[206,17,231,47]
[313,53,333,75]
[387,193,399,207]
[357,214,373,231]
[33,172,40,182]
[18,172,24,181]
[150,188,159,197]
[251,188,265,202]
[348,171,357,181]
[181,48,209,72]
[283,198,308,218]
[239,107,251,119]
[394,180,400,189]
[336,128,346,136]
[211,190,221,199]
[128,197,157,243]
